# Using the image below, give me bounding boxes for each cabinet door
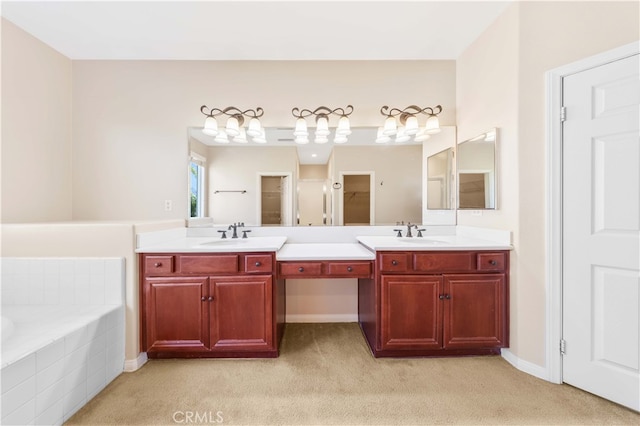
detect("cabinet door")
[144,277,209,352]
[209,275,274,351]
[443,274,507,349]
[380,275,443,350]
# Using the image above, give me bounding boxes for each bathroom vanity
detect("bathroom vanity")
[137,231,510,360]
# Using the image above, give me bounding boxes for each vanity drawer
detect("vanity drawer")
[179,255,239,274]
[279,262,323,277]
[477,252,506,271]
[379,253,410,273]
[326,261,371,278]
[245,254,273,273]
[144,255,174,274]
[413,252,475,272]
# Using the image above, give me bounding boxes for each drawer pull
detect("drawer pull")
[154,262,162,267]
[208,296,214,302]
[439,295,445,300]
[255,261,262,267]
[391,260,398,266]
[201,296,206,301]
[347,266,353,272]
[490,260,497,266]
[445,294,451,300]
[298,267,304,272]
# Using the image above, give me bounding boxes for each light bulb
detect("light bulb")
[315,116,330,137]
[334,135,348,144]
[214,130,229,144]
[233,127,247,143]
[335,115,351,136]
[314,135,329,144]
[414,130,431,142]
[404,115,419,135]
[203,116,219,136]
[395,127,410,143]
[375,127,390,143]
[293,118,308,137]
[225,116,240,137]
[425,115,441,134]
[295,136,309,145]
[383,116,397,136]
[252,129,267,144]
[246,118,262,137]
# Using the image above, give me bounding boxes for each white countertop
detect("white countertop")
[276,243,375,261]
[356,235,513,251]
[135,236,287,253]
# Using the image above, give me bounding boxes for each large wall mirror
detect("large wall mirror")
[457,128,497,209]
[188,126,457,226]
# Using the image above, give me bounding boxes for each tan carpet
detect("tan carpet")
[67,323,639,425]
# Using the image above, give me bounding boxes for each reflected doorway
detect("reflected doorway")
[340,172,374,225]
[258,173,292,226]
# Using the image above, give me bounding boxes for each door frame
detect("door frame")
[338,171,375,226]
[256,172,293,226]
[545,41,639,384]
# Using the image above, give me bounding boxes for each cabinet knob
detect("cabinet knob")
[391,260,398,266]
[201,296,206,301]
[439,295,445,300]
[490,260,497,266]
[298,267,304,272]
[255,261,262,267]
[445,294,451,300]
[347,266,353,272]
[208,296,214,302]
[154,262,162,267]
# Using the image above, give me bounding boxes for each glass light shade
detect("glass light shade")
[334,135,348,144]
[246,118,262,137]
[335,116,352,136]
[252,129,267,144]
[293,118,308,137]
[395,127,410,143]
[375,127,391,143]
[203,116,219,136]
[233,128,248,143]
[225,116,240,137]
[295,136,309,145]
[404,115,419,135]
[383,116,397,136]
[214,130,229,144]
[424,115,441,134]
[314,135,329,144]
[315,116,330,137]
[413,130,431,142]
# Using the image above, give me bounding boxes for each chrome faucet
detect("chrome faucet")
[406,223,418,238]
[228,222,244,239]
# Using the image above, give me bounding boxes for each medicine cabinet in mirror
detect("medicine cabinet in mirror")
[188,126,457,226]
[457,128,497,209]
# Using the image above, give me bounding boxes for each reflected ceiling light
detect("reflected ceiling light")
[395,127,410,143]
[200,105,265,143]
[414,130,431,142]
[376,127,391,143]
[214,130,229,144]
[291,105,354,144]
[379,104,443,142]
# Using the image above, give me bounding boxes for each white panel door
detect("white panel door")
[562,53,640,410]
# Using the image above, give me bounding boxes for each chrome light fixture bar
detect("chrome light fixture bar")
[200,105,266,144]
[291,105,354,144]
[378,104,442,143]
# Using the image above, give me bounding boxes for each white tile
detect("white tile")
[63,362,87,395]
[73,260,91,275]
[87,332,106,359]
[59,275,75,305]
[90,259,105,275]
[36,359,65,393]
[73,275,91,305]
[2,258,19,275]
[58,260,74,276]
[44,273,60,291]
[87,348,106,378]
[62,382,86,422]
[1,354,35,392]
[64,327,88,354]
[35,378,63,415]
[86,367,106,400]
[36,339,64,372]
[64,344,89,374]
[1,398,35,425]
[43,289,61,305]
[14,259,29,275]
[43,260,60,276]
[90,275,106,305]
[35,397,63,426]
[28,259,45,275]
[1,375,36,416]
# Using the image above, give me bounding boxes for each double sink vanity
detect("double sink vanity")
[137,227,511,360]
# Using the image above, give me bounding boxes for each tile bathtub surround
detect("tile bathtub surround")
[1,257,125,425]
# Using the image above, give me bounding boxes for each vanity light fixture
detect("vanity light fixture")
[200,105,265,144]
[378,104,443,143]
[291,105,354,144]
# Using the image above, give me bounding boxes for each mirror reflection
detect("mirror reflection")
[426,148,454,210]
[457,129,497,209]
[188,126,457,226]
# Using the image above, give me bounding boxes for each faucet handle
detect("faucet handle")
[242,230,251,239]
[417,229,425,237]
[393,229,403,237]
[217,230,227,239]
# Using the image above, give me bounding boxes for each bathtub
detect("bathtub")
[1,257,125,425]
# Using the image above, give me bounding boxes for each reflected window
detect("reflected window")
[189,154,206,217]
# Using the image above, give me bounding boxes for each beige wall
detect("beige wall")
[1,19,73,222]
[457,1,639,367]
[71,60,455,221]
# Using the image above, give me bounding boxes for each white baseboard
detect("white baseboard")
[286,314,358,323]
[124,352,148,372]
[501,348,549,381]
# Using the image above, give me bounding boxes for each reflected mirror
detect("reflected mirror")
[188,126,457,226]
[457,128,497,209]
[426,148,453,210]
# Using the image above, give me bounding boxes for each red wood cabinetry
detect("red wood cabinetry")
[140,252,283,358]
[359,250,509,357]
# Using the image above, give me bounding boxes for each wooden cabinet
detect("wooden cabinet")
[140,252,283,358]
[359,250,509,357]
[278,260,372,279]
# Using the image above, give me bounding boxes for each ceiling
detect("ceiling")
[1,1,512,60]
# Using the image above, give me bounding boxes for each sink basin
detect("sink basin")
[198,239,249,246]
[396,238,447,244]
